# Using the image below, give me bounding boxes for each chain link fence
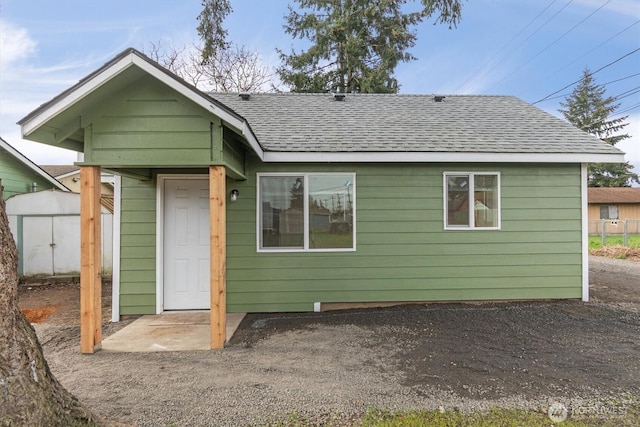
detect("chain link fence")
[589,219,640,246]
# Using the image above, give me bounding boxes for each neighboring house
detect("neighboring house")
[6,190,113,276]
[17,48,625,352]
[0,137,69,199]
[587,187,640,234]
[41,164,116,212]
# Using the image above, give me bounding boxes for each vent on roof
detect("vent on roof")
[239,93,251,101]
[434,95,445,103]
[333,93,346,101]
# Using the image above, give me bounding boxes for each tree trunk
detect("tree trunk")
[0,188,100,426]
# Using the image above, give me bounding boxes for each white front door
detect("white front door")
[163,178,210,310]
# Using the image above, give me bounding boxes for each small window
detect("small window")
[258,173,355,251]
[444,172,500,230]
[599,205,619,220]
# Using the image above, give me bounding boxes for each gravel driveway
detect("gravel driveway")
[28,256,640,426]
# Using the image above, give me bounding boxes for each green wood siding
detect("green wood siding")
[225,162,583,313]
[0,147,57,199]
[84,79,219,168]
[119,176,156,315]
[223,132,246,179]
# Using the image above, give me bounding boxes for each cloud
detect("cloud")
[0,19,37,69]
[617,112,640,181]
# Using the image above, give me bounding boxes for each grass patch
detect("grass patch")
[589,234,640,249]
[361,406,640,426]
[259,404,640,427]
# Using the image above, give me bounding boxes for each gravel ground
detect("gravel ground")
[25,256,640,426]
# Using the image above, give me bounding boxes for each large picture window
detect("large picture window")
[444,172,500,230]
[258,173,355,251]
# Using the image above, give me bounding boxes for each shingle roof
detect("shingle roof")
[588,187,640,204]
[212,93,622,155]
[40,165,80,177]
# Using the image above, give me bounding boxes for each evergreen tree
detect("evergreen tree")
[560,69,638,187]
[197,0,232,64]
[277,0,463,93]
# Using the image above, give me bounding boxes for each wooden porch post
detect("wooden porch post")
[209,166,226,349]
[80,166,102,354]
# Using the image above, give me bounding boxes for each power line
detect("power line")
[535,19,640,85]
[532,47,640,104]
[453,0,561,93]
[464,0,576,93]
[614,86,640,102]
[615,103,640,115]
[488,0,612,91]
[533,73,640,102]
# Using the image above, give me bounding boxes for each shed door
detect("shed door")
[22,216,81,275]
[163,179,210,310]
[22,217,53,276]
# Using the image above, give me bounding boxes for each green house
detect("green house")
[18,48,625,352]
[0,137,69,199]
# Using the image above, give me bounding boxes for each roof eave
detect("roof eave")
[262,151,627,163]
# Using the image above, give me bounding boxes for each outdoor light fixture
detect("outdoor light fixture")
[230,189,239,202]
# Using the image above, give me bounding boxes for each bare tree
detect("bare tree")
[145,41,206,88]
[201,44,273,92]
[0,185,100,425]
[145,41,274,93]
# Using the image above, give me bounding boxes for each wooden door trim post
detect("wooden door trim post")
[80,166,102,354]
[209,166,226,349]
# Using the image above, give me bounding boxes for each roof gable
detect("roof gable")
[18,48,263,159]
[0,137,69,192]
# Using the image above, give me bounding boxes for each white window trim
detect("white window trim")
[257,172,356,253]
[443,171,501,231]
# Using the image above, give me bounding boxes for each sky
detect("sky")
[1,0,639,180]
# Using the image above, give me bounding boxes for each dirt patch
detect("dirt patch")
[20,305,60,323]
[15,257,640,426]
[589,256,640,312]
[18,280,113,326]
[590,246,640,262]
[231,301,640,401]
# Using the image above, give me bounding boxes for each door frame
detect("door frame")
[155,174,209,313]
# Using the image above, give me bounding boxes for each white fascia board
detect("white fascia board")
[263,151,626,163]
[581,163,589,302]
[21,54,135,138]
[111,175,122,322]
[0,139,69,191]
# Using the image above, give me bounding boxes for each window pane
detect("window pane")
[609,205,619,220]
[309,175,354,249]
[260,176,304,248]
[474,175,498,228]
[447,175,470,226]
[600,205,609,219]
